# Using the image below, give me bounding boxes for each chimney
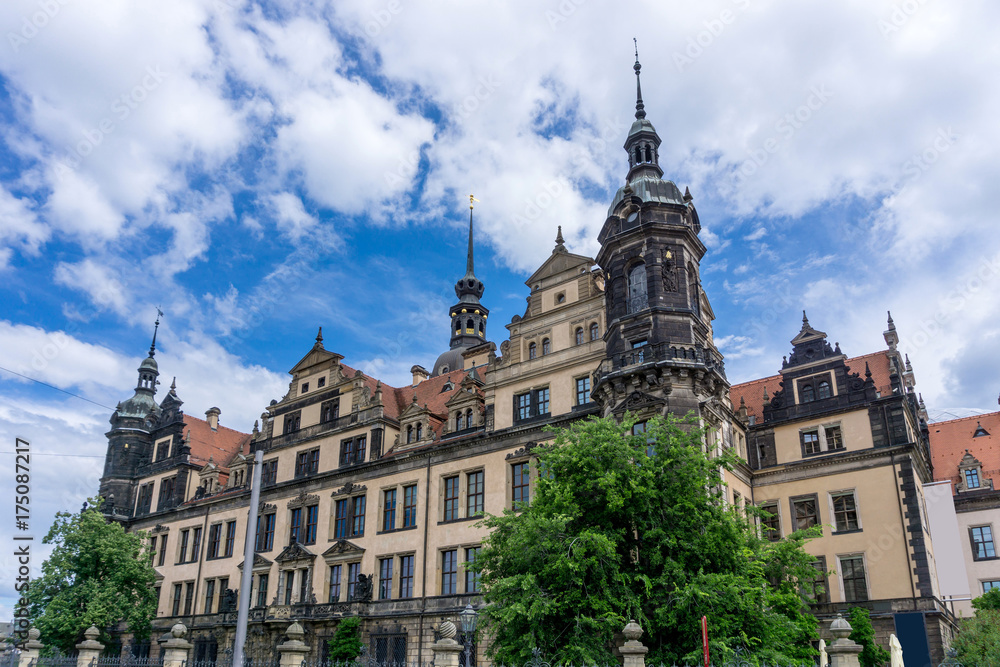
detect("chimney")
[410,365,429,386]
[205,407,221,430]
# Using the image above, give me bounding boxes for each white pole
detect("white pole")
[233,449,263,667]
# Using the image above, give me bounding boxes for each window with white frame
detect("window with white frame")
[838,554,869,602]
[800,423,845,456]
[830,491,861,532]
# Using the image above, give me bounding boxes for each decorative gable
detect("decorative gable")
[274,542,316,564]
[322,540,365,562]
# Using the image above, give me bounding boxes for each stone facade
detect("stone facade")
[97,58,961,664]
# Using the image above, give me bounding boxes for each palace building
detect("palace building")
[98,57,972,664]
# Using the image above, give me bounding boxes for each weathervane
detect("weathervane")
[469,194,479,210]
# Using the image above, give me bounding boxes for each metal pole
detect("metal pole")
[233,449,263,667]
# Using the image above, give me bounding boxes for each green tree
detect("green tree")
[326,617,363,661]
[473,414,821,665]
[951,590,1000,663]
[26,497,157,654]
[848,608,889,667]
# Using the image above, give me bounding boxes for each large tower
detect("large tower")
[100,318,162,515]
[592,53,730,424]
[431,198,490,375]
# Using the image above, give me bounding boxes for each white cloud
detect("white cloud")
[53,260,129,316]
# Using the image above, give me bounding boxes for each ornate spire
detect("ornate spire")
[149,309,162,358]
[466,196,476,277]
[555,225,565,246]
[316,327,323,345]
[887,310,896,331]
[802,310,810,327]
[633,38,645,120]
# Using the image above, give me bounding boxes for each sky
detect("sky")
[1,0,999,624]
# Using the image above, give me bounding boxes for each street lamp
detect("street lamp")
[458,604,478,667]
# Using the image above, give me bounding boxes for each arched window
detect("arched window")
[454,319,461,335]
[687,264,700,317]
[528,342,537,359]
[542,338,551,355]
[415,423,423,440]
[818,381,831,400]
[801,385,815,403]
[406,425,413,444]
[590,323,599,341]
[466,319,474,334]
[456,412,464,430]
[635,146,642,164]
[575,327,584,345]
[478,321,484,336]
[645,145,652,162]
[466,409,474,427]
[627,263,648,314]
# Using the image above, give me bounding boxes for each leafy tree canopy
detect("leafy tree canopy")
[848,608,889,667]
[952,589,1000,663]
[26,497,158,654]
[473,414,821,665]
[326,617,363,661]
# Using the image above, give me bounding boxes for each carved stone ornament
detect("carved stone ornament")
[322,540,365,558]
[151,523,170,534]
[331,482,367,497]
[259,501,277,513]
[354,573,373,602]
[274,542,316,563]
[287,491,320,509]
[611,390,665,416]
[505,442,537,460]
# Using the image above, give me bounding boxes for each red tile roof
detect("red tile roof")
[336,363,475,423]
[730,350,895,421]
[929,410,1000,488]
[182,415,252,471]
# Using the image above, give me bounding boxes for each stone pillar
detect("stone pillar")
[75,626,104,667]
[429,622,464,667]
[825,615,863,667]
[618,620,647,667]
[20,627,44,667]
[277,622,311,667]
[161,624,193,667]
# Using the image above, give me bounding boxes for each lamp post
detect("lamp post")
[458,604,478,667]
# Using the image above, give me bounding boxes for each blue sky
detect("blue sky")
[2,0,999,621]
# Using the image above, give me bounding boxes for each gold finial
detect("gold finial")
[469,194,480,210]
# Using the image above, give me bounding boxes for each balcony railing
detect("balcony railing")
[595,341,726,382]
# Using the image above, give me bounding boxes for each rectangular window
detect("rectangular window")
[157,476,176,509]
[224,521,236,557]
[516,392,531,421]
[158,535,167,567]
[190,528,202,563]
[149,536,157,565]
[983,580,1000,592]
[255,514,275,552]
[340,439,354,466]
[760,502,781,541]
[465,547,481,593]
[825,425,844,450]
[512,462,530,506]
[321,398,340,423]
[347,562,361,600]
[403,485,418,528]
[339,436,367,466]
[137,484,154,515]
[204,579,216,614]
[317,377,326,388]
[792,496,819,531]
[261,459,278,487]
[289,508,302,545]
[178,529,190,564]
[467,471,485,516]
[839,555,869,602]
[576,377,591,405]
[441,550,458,595]
[811,556,829,603]
[295,449,319,478]
[284,571,294,605]
[155,439,170,462]
[536,388,550,415]
[282,411,301,435]
[444,476,459,521]
[256,573,269,607]
[399,555,414,599]
[965,468,981,489]
[356,436,367,463]
[207,524,222,559]
[183,582,195,615]
[172,583,182,616]
[304,505,318,545]
[334,499,349,539]
[383,489,397,531]
[832,492,860,532]
[379,557,393,600]
[351,495,366,537]
[298,567,309,603]
[971,526,996,560]
[801,429,821,455]
[328,564,342,603]
[301,382,309,393]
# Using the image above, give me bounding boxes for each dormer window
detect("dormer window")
[974,421,990,437]
[801,385,815,403]
[406,425,413,444]
[818,380,831,400]
[415,423,423,440]
[965,468,981,490]
[456,412,465,430]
